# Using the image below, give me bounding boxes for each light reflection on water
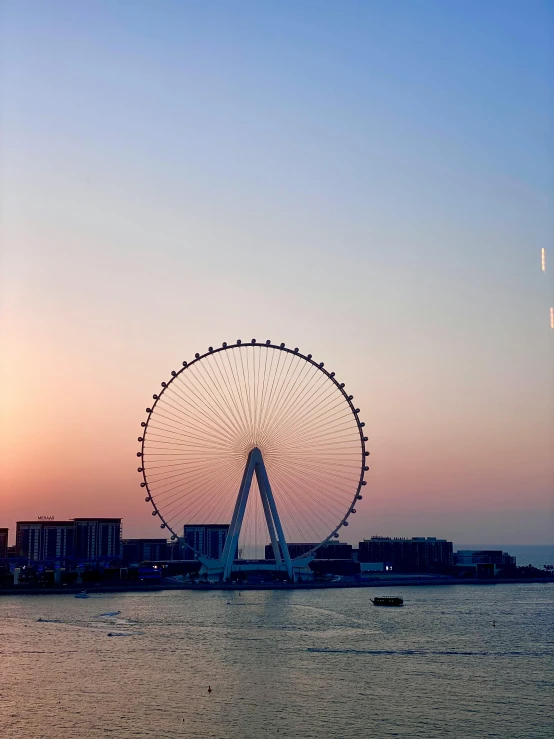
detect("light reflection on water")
[1,583,552,738]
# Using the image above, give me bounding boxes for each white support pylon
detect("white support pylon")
[218,447,294,581]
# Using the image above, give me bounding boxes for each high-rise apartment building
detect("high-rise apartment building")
[183,524,232,560]
[74,518,122,562]
[16,521,75,563]
[41,521,75,561]
[16,522,42,561]
[15,518,122,563]
[0,528,8,559]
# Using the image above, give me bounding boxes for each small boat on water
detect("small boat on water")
[371,596,403,607]
[74,590,90,599]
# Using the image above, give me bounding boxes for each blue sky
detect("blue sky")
[1,1,553,544]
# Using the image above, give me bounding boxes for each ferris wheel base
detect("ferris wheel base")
[198,556,315,582]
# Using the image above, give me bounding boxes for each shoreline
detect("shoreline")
[1,577,552,596]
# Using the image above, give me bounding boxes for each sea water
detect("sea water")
[1,583,552,738]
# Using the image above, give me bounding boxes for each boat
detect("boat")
[371,596,403,607]
[74,590,90,599]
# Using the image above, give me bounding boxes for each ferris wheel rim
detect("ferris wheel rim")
[137,340,369,559]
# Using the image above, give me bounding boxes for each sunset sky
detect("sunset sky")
[1,1,553,546]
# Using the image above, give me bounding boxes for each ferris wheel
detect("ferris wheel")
[137,340,369,580]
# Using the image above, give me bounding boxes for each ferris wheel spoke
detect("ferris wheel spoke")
[145,429,233,448]
[145,459,230,478]
[259,349,299,437]
[257,350,302,443]
[255,345,284,432]
[159,472,234,517]
[258,356,315,447]
[148,404,229,448]
[227,347,255,442]
[269,457,356,502]
[261,465,316,543]
[272,363,331,423]
[146,454,238,487]
[239,346,259,441]
[146,467,219,495]
[160,377,230,434]
[248,348,260,440]
[272,467,341,536]
[180,361,241,431]
[175,369,245,444]
[144,440,234,458]
[253,346,268,439]
[267,416,350,455]
[194,470,243,525]
[160,390,233,446]
[270,463,336,533]
[222,348,255,441]
[279,448,361,460]
[201,352,247,434]
[145,422,220,446]
[146,413,220,442]
[158,462,241,518]
[255,346,290,440]
[145,456,235,481]
[271,464,360,496]
[272,384,349,442]
[284,456,363,473]
[177,471,238,524]
[267,413,357,453]
[268,469,355,518]
[268,467,330,544]
[181,373,248,444]
[265,383,336,447]
[261,359,324,436]
[253,346,267,441]
[282,437,362,452]
[254,345,279,440]
[271,402,356,448]
[187,359,250,442]
[199,481,237,526]
[211,350,252,441]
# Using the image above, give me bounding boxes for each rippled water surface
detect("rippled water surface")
[1,584,552,738]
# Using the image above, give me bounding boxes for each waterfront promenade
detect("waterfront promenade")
[2,575,551,596]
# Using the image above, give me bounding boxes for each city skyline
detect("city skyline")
[1,2,553,546]
[1,508,551,549]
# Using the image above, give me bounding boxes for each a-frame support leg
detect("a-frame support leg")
[217,447,294,581]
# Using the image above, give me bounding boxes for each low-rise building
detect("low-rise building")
[454,550,515,566]
[264,542,353,560]
[121,538,171,564]
[358,536,453,572]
